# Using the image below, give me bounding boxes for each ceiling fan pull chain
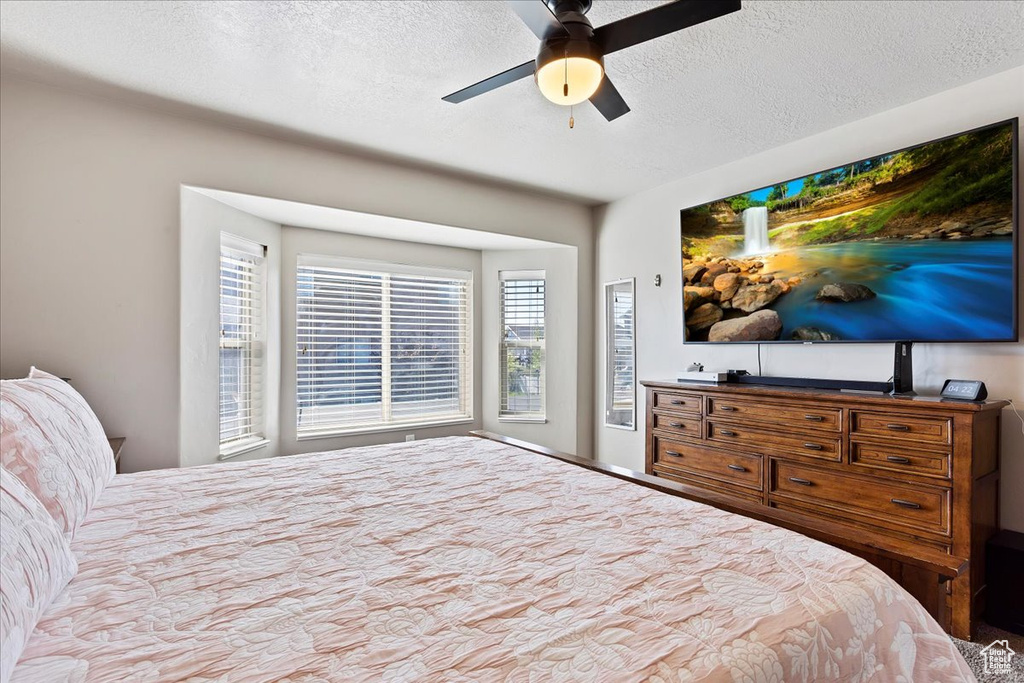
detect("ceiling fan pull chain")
[569,105,574,130]
[563,47,569,98]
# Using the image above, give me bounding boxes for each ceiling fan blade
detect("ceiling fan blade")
[589,74,630,121]
[594,0,741,55]
[442,60,537,104]
[507,0,568,40]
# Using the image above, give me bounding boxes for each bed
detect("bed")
[8,434,974,682]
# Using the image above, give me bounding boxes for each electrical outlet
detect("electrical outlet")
[405,434,415,442]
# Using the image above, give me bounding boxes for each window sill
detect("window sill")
[498,416,548,424]
[218,437,270,461]
[296,417,474,441]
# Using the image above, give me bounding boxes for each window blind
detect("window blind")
[219,235,266,451]
[296,256,472,436]
[499,273,545,419]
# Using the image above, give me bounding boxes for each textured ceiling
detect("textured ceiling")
[2,1,1023,203]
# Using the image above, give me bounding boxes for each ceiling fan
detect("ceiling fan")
[442,0,742,122]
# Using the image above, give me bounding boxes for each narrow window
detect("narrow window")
[499,272,546,420]
[219,234,266,453]
[296,256,472,436]
[605,278,636,430]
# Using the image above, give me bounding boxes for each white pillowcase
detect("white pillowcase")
[0,466,78,683]
[0,368,114,537]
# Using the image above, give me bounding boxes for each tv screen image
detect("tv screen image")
[680,119,1018,344]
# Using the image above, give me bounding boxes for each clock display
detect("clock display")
[940,380,987,401]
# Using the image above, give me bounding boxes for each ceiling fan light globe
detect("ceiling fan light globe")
[535,56,603,106]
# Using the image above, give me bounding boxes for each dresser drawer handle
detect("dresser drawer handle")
[719,429,736,437]
[804,415,824,422]
[891,498,921,509]
[727,464,746,472]
[803,443,823,451]
[886,455,911,464]
[719,405,736,411]
[670,400,686,405]
[788,477,813,486]
[665,450,681,457]
[668,422,685,428]
[886,424,910,432]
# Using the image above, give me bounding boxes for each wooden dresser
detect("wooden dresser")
[641,379,1008,640]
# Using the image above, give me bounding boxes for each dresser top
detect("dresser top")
[640,379,1009,413]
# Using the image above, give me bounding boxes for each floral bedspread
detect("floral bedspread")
[13,436,973,682]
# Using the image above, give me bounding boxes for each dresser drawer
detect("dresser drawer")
[707,397,841,432]
[850,441,950,480]
[652,390,702,415]
[706,420,840,462]
[653,467,763,504]
[851,411,951,446]
[654,438,762,491]
[652,412,701,439]
[771,460,950,536]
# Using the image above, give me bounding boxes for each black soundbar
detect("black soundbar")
[726,372,893,394]
[721,342,915,396]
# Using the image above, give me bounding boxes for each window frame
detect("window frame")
[498,270,547,423]
[218,233,270,457]
[295,254,473,439]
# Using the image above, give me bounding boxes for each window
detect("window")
[605,278,636,430]
[499,272,545,420]
[296,256,472,436]
[219,234,267,453]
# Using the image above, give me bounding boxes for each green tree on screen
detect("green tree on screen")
[767,184,788,202]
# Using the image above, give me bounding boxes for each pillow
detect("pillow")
[0,466,78,683]
[0,368,114,537]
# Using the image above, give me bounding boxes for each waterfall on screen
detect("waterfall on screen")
[742,207,770,255]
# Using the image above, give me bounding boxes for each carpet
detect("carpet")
[952,622,1024,682]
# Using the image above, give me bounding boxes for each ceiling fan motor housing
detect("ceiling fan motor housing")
[544,0,593,16]
[535,0,603,75]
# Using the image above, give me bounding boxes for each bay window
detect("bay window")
[295,255,472,436]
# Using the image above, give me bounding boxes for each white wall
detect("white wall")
[594,66,1024,531]
[482,248,580,454]
[0,74,594,472]
[180,190,283,466]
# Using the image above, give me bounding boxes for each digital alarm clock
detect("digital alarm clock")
[940,379,988,401]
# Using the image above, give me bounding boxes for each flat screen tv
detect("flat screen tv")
[680,119,1018,344]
